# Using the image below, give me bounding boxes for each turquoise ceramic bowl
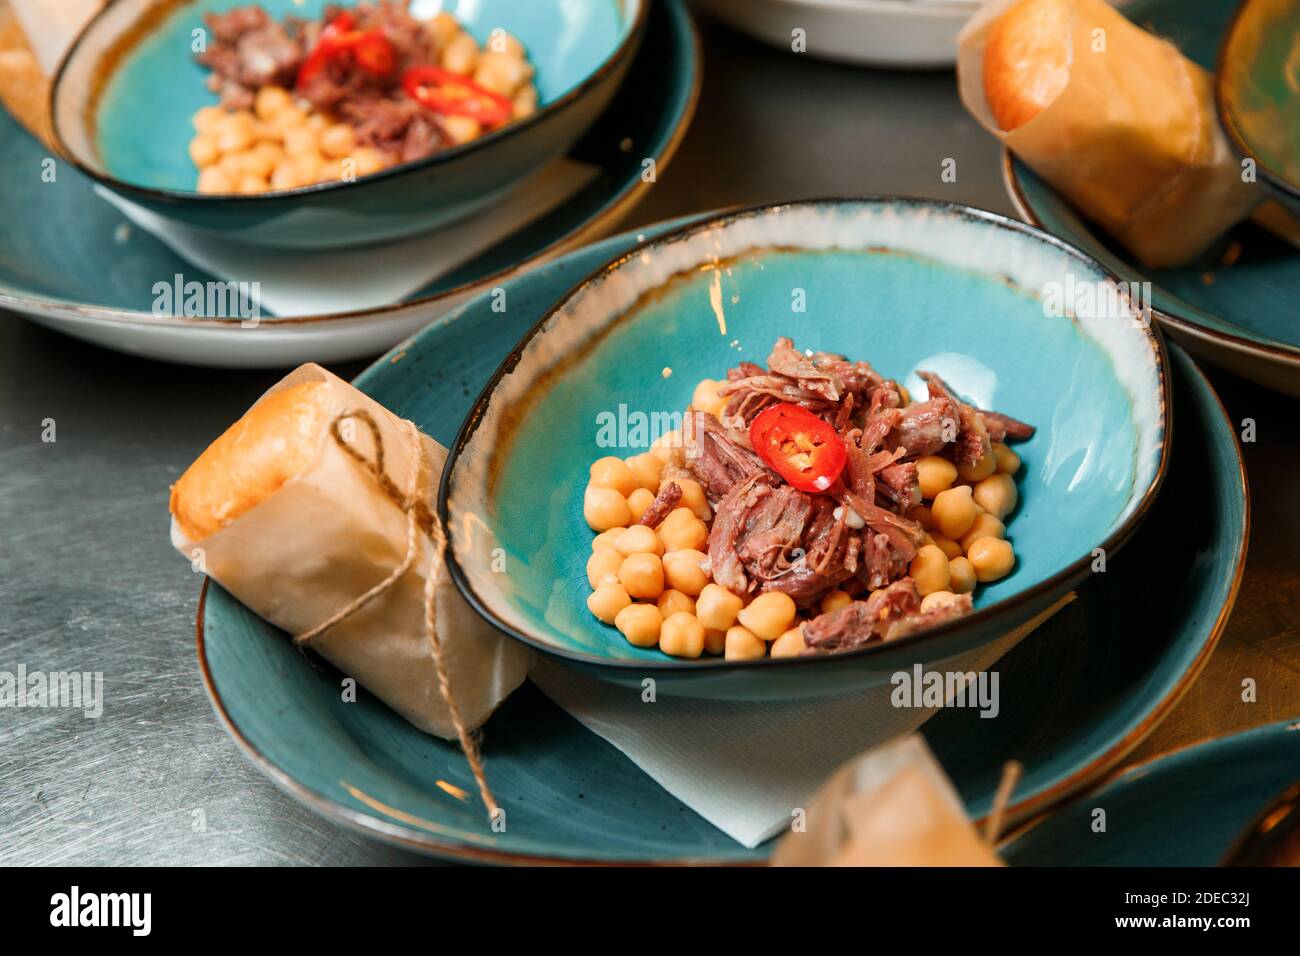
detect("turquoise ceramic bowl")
[1217,0,1300,219]
[441,198,1171,701]
[51,0,646,248]
[1004,721,1300,866]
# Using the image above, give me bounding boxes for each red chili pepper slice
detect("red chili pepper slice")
[296,13,395,87]
[401,65,513,128]
[749,402,847,494]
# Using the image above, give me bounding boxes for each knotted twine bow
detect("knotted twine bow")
[292,408,498,821]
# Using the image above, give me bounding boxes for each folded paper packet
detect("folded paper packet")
[771,734,1003,866]
[169,363,532,741]
[958,0,1259,268]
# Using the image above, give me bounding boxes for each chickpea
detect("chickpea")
[215,115,254,153]
[242,143,280,179]
[586,550,622,589]
[959,512,1006,554]
[291,151,324,185]
[513,86,538,119]
[590,457,637,497]
[737,592,796,641]
[724,625,766,661]
[650,429,683,465]
[307,112,330,133]
[906,504,935,531]
[442,31,480,75]
[269,163,301,191]
[659,612,704,658]
[584,486,631,531]
[320,123,356,159]
[587,582,631,624]
[948,556,976,594]
[691,379,726,417]
[353,146,387,177]
[441,114,483,145]
[820,590,853,615]
[193,106,224,133]
[958,450,997,483]
[992,442,1021,475]
[916,455,958,499]
[932,485,977,541]
[909,544,951,596]
[921,590,963,614]
[625,453,663,491]
[236,174,267,194]
[626,487,655,523]
[930,534,962,561]
[196,166,234,194]
[672,477,711,521]
[189,136,219,168]
[661,549,709,596]
[488,29,526,59]
[657,507,707,552]
[703,629,726,655]
[429,11,459,46]
[973,473,1018,521]
[474,52,529,97]
[967,537,1015,582]
[284,125,319,158]
[657,589,695,619]
[615,603,662,648]
[619,553,664,600]
[770,625,807,659]
[613,525,663,557]
[592,527,625,552]
[254,86,292,120]
[696,583,744,631]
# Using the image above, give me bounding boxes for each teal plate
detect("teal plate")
[1004,721,1300,866]
[0,0,697,366]
[197,218,1246,864]
[1004,0,1300,396]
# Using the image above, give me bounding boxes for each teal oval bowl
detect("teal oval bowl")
[51,0,647,248]
[197,221,1243,864]
[1003,721,1300,866]
[1217,0,1300,219]
[440,198,1171,701]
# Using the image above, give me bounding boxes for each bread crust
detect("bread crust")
[982,0,1072,132]
[170,381,334,542]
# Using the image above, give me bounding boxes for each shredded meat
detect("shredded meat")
[637,482,682,530]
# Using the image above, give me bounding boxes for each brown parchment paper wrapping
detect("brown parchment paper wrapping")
[172,363,532,740]
[957,0,1259,268]
[0,1,52,146]
[771,735,1003,867]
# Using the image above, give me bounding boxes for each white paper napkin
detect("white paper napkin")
[532,594,1073,849]
[94,158,598,317]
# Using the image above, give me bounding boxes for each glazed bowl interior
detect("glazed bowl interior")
[443,199,1167,671]
[53,0,642,195]
[1217,0,1300,214]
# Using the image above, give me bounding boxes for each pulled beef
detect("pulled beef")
[680,337,1034,646]
[637,482,682,530]
[196,1,451,162]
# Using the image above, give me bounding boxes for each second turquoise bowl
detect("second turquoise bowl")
[51,0,646,248]
[440,198,1171,700]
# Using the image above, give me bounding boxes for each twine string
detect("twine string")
[292,408,498,821]
[983,759,1023,846]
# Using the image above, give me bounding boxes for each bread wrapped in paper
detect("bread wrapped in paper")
[958,0,1258,268]
[170,363,531,741]
[771,735,1003,867]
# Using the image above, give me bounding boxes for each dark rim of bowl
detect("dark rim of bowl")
[1001,150,1300,367]
[1221,779,1300,866]
[436,195,1174,676]
[48,0,650,205]
[1214,0,1300,208]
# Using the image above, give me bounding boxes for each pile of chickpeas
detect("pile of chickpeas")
[582,377,1025,660]
[189,17,536,195]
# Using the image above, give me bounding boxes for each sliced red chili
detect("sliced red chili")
[749,402,847,494]
[401,65,513,128]
[296,13,395,87]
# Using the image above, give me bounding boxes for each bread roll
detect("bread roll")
[170,381,333,542]
[982,0,1072,131]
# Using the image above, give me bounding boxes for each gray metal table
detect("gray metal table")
[1,15,1295,866]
